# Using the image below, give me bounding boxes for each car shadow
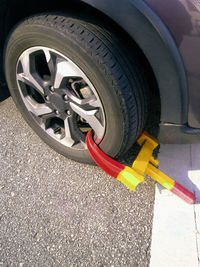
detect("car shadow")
[0,83,10,102]
[157,144,200,204]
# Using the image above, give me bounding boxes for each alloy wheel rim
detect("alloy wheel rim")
[16,46,106,150]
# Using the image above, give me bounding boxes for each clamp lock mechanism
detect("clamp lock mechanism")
[86,131,195,204]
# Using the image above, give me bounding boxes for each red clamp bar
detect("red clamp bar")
[86,130,125,178]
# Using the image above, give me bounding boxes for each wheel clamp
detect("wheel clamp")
[86,130,195,204]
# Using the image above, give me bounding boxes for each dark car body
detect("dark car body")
[0,0,200,143]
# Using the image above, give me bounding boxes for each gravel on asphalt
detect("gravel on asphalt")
[0,95,155,267]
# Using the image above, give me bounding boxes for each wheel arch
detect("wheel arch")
[0,0,188,124]
[81,0,188,125]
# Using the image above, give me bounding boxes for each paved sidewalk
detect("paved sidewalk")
[150,144,200,267]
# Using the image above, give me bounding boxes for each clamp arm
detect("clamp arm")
[86,130,195,204]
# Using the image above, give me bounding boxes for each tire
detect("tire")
[4,14,148,164]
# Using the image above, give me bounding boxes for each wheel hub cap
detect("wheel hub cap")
[47,90,68,115]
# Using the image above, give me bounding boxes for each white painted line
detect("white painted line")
[191,144,200,267]
[150,145,200,267]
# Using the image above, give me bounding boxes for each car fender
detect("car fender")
[82,0,188,124]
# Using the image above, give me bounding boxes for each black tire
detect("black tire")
[4,14,148,164]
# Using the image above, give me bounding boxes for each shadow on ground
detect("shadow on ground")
[0,83,10,102]
[158,144,200,204]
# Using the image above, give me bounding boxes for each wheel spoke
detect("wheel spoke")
[42,48,56,80]
[53,59,82,89]
[70,102,104,139]
[65,89,104,138]
[17,51,45,95]
[61,117,75,147]
[25,97,53,117]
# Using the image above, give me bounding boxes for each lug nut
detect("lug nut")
[67,110,71,116]
[45,96,50,101]
[50,86,55,92]
[55,110,60,115]
[64,95,68,101]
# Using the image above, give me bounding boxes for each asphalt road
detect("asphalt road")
[0,87,155,267]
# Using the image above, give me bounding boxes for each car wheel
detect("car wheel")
[5,14,148,164]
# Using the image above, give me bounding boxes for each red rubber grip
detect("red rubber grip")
[171,182,195,204]
[86,131,125,178]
